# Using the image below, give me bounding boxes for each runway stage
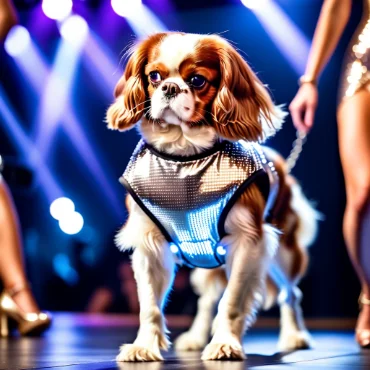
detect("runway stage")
[1,314,369,370]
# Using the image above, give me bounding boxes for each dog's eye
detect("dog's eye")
[190,75,206,89]
[149,71,162,84]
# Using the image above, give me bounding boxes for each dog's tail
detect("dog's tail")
[262,148,322,310]
[262,146,322,249]
[290,180,322,249]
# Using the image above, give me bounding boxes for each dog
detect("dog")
[106,32,319,362]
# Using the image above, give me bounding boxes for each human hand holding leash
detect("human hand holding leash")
[289,82,318,134]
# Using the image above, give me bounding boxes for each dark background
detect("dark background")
[0,0,364,317]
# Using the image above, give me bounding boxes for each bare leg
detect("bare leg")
[0,177,39,312]
[338,88,370,333]
[175,268,226,351]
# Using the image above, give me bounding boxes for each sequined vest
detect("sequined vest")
[121,140,278,269]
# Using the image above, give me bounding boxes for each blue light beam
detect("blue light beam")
[0,87,63,202]
[247,0,310,75]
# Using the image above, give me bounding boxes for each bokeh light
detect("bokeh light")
[50,197,75,220]
[59,212,84,235]
[4,26,31,57]
[60,15,89,45]
[111,0,142,18]
[241,0,268,9]
[42,0,73,20]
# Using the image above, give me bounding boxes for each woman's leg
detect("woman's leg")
[0,176,39,312]
[338,88,370,330]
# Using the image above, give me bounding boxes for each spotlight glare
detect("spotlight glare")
[42,0,72,20]
[241,0,267,9]
[4,26,31,57]
[59,211,84,235]
[50,197,75,220]
[60,15,89,45]
[111,0,142,18]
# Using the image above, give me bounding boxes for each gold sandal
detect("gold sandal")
[0,283,51,337]
[356,294,370,348]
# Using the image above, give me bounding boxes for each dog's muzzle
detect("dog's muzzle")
[161,82,180,98]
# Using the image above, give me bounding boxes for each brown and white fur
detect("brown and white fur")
[106,32,319,362]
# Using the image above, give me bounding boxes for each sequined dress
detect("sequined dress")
[339,0,370,101]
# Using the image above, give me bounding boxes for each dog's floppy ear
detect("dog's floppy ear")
[106,41,149,131]
[211,37,285,142]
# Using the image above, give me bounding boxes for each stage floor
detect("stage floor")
[0,313,369,370]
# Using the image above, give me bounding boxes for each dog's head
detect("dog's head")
[107,32,284,142]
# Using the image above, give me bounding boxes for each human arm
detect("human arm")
[289,0,352,133]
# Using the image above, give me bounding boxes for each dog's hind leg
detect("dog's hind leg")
[269,250,313,351]
[175,268,226,351]
[274,181,319,351]
[278,286,313,351]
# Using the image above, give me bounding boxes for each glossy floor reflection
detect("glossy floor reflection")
[0,313,369,370]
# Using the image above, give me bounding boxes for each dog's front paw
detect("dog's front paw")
[116,344,163,362]
[201,343,245,361]
[175,331,207,351]
[278,330,313,351]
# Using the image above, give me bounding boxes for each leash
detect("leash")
[285,131,307,173]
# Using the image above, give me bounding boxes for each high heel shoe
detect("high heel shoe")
[0,283,51,337]
[356,294,370,349]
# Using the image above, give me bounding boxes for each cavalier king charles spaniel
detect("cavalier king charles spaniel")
[106,32,319,362]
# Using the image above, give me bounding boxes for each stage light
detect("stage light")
[246,1,310,75]
[4,25,31,57]
[111,0,142,18]
[42,0,72,21]
[0,88,64,202]
[84,34,120,94]
[59,211,84,235]
[241,0,267,9]
[37,15,88,154]
[62,111,124,218]
[60,15,88,45]
[123,3,168,37]
[32,37,123,219]
[50,197,75,220]
[50,197,85,235]
[4,26,122,219]
[35,37,85,156]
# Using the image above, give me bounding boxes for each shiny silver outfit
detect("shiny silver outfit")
[339,0,370,101]
[121,140,278,269]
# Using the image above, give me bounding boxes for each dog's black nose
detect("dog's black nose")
[162,82,180,97]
